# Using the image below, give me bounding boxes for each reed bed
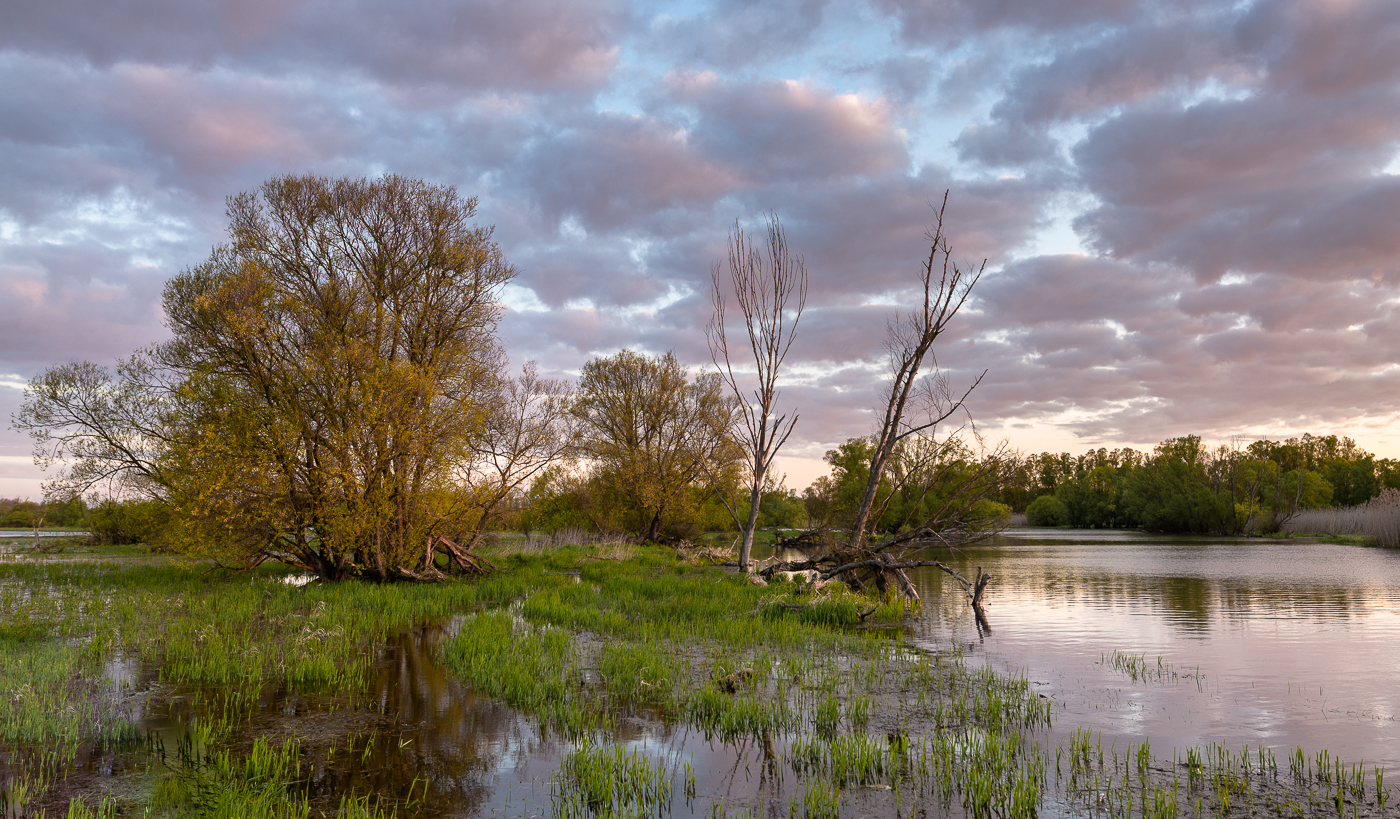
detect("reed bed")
[552,741,673,819]
[1283,489,1400,546]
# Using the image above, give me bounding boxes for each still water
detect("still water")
[75,533,1400,815]
[905,530,1400,766]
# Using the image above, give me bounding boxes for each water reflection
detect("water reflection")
[905,531,1400,766]
[115,626,557,817]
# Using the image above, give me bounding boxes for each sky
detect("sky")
[2,0,1400,499]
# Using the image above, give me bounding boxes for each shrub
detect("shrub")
[87,499,170,546]
[967,499,1013,532]
[1025,495,1069,527]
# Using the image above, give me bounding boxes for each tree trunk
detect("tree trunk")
[739,474,762,572]
[31,508,46,551]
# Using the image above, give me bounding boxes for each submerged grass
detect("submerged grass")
[552,741,673,819]
[0,547,584,816]
[440,551,1057,819]
[3,542,1389,819]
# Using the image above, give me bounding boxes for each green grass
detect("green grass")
[3,543,1050,817]
[7,540,1389,819]
[0,556,550,749]
[438,549,1057,819]
[552,741,673,819]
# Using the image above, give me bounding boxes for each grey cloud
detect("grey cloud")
[874,55,935,103]
[976,254,1176,325]
[0,0,627,93]
[0,54,380,218]
[644,0,829,71]
[955,120,1058,168]
[877,0,1140,44]
[0,242,169,371]
[738,168,1052,302]
[1237,0,1400,97]
[509,111,739,233]
[668,73,910,184]
[1177,277,1388,334]
[958,250,1400,446]
[1073,91,1400,279]
[1003,11,1239,125]
[955,8,1243,167]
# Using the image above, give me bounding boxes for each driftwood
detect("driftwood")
[771,528,832,553]
[214,532,498,582]
[672,539,738,565]
[396,564,448,582]
[756,540,994,620]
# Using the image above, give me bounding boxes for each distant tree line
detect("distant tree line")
[0,495,171,544]
[993,433,1398,534]
[0,497,86,529]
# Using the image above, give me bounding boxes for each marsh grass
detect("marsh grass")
[149,732,311,819]
[552,741,673,819]
[1100,651,1179,685]
[3,542,1389,819]
[0,548,586,815]
[439,552,1059,819]
[1284,489,1400,546]
[1058,733,1393,819]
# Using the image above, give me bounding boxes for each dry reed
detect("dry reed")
[1281,488,1400,546]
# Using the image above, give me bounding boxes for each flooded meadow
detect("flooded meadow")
[1,532,1396,819]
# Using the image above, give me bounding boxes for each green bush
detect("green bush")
[967,499,1013,531]
[1025,495,1069,527]
[87,498,170,546]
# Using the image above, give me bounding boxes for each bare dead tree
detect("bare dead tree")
[30,502,47,552]
[708,214,808,574]
[754,194,1001,604]
[848,193,986,552]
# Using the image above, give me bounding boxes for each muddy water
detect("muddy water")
[904,530,1400,766]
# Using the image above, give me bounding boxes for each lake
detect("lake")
[904,529,1400,767]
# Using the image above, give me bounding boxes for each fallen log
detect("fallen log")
[753,542,993,620]
[425,535,495,576]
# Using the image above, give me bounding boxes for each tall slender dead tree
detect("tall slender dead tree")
[708,214,808,574]
[847,193,986,552]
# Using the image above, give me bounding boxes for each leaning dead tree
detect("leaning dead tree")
[758,193,1001,609]
[708,214,808,574]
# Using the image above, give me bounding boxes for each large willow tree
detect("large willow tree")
[19,175,514,579]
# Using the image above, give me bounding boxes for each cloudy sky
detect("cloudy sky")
[3,0,1400,497]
